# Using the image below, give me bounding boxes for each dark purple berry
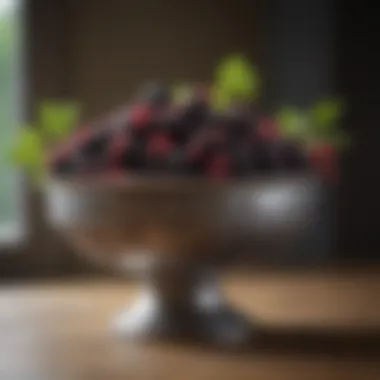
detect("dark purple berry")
[52,157,76,175]
[225,118,252,141]
[278,142,309,171]
[230,144,253,176]
[80,132,110,158]
[251,142,281,173]
[180,103,209,131]
[165,148,189,174]
[121,138,147,171]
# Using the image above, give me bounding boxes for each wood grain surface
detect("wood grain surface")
[1,270,380,380]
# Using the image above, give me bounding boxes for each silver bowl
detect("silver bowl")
[46,174,322,346]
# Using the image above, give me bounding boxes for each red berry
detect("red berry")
[209,128,226,144]
[308,143,339,183]
[187,131,209,161]
[206,153,231,178]
[188,144,205,161]
[130,105,152,129]
[107,132,131,169]
[257,117,279,142]
[147,133,174,158]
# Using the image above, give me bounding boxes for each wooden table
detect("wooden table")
[1,270,380,380]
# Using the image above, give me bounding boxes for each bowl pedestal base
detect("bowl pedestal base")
[111,269,253,347]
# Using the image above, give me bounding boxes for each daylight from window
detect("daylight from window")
[0,0,23,241]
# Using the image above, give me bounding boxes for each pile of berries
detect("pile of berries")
[49,84,315,180]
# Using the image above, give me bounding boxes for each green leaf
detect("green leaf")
[10,126,44,167]
[214,54,261,102]
[9,100,81,189]
[210,85,232,112]
[308,98,348,147]
[310,98,344,134]
[275,107,311,141]
[39,101,80,144]
[10,127,47,187]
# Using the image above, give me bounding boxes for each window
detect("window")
[0,0,24,245]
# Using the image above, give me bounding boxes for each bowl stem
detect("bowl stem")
[112,267,253,346]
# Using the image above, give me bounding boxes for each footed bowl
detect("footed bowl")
[45,174,322,346]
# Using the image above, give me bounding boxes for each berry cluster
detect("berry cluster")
[49,84,309,179]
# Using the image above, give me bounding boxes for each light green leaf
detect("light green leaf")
[9,126,47,187]
[10,126,44,167]
[39,101,80,143]
[9,100,81,189]
[275,107,311,141]
[308,98,348,149]
[210,86,232,112]
[214,54,261,102]
[310,98,344,133]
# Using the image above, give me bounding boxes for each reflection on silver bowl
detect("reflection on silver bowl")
[46,174,322,346]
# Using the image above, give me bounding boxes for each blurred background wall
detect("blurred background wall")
[30,0,261,118]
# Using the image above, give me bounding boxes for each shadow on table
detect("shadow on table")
[251,327,380,357]
[189,327,380,359]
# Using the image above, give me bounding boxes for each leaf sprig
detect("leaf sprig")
[210,54,261,111]
[10,101,81,187]
[275,98,349,149]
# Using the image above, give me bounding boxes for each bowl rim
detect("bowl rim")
[47,171,320,192]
